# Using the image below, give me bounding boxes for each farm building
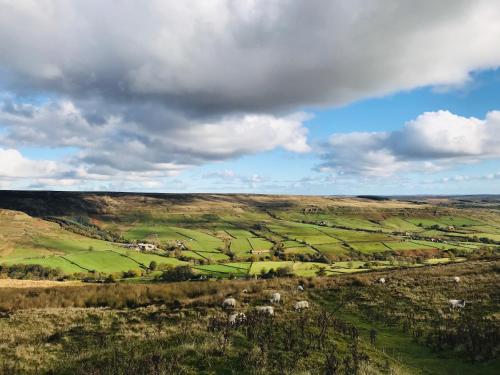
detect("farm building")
[138,243,156,251]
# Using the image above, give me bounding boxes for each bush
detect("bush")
[122,269,141,278]
[0,263,65,280]
[159,266,196,282]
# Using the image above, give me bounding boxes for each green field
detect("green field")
[1,194,499,277]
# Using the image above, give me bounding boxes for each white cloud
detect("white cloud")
[320,110,500,176]
[202,169,265,189]
[0,100,310,174]
[0,148,61,178]
[171,112,311,157]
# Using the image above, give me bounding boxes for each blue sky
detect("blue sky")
[177,70,500,194]
[1,1,500,194]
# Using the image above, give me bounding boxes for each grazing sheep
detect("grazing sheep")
[242,289,249,293]
[297,285,304,292]
[453,276,460,283]
[294,300,309,311]
[379,277,386,284]
[228,312,246,324]
[255,306,274,316]
[449,299,466,310]
[270,292,281,304]
[222,297,237,309]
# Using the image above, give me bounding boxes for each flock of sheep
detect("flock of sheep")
[379,276,465,310]
[221,285,309,323]
[221,275,466,324]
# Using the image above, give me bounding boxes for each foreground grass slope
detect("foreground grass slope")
[0,261,497,374]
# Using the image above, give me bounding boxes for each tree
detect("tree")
[276,266,292,277]
[104,274,116,283]
[122,269,141,278]
[160,266,196,282]
[149,261,158,271]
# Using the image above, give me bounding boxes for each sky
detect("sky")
[1,0,500,195]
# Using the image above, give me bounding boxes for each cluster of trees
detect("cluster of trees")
[157,265,197,282]
[46,216,124,242]
[258,266,293,279]
[0,263,65,280]
[272,250,330,264]
[471,236,499,244]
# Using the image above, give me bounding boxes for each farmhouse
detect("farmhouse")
[137,243,156,251]
[174,240,188,250]
[303,206,320,214]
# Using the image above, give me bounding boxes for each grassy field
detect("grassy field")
[0,193,499,279]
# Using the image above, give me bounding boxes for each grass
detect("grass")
[62,250,143,273]
[350,242,391,253]
[112,249,187,267]
[34,235,125,254]
[383,241,432,251]
[229,238,252,253]
[1,260,497,374]
[2,255,86,273]
[193,263,250,276]
[249,261,294,274]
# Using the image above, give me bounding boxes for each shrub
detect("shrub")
[122,269,141,278]
[159,266,196,282]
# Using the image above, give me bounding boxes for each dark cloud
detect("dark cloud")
[1,1,499,114]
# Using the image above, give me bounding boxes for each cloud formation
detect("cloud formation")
[1,1,500,187]
[0,148,60,178]
[320,110,500,176]
[0,100,309,174]
[1,1,500,112]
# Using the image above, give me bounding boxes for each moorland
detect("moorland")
[0,191,498,374]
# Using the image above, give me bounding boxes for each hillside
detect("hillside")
[0,191,499,279]
[0,260,498,374]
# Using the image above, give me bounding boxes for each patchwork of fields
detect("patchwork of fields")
[0,192,499,279]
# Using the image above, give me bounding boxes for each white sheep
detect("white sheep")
[228,312,246,324]
[294,300,309,311]
[449,299,465,310]
[222,297,236,309]
[379,277,386,284]
[270,292,281,304]
[242,289,249,293]
[297,285,304,292]
[453,276,460,283]
[255,306,274,316]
